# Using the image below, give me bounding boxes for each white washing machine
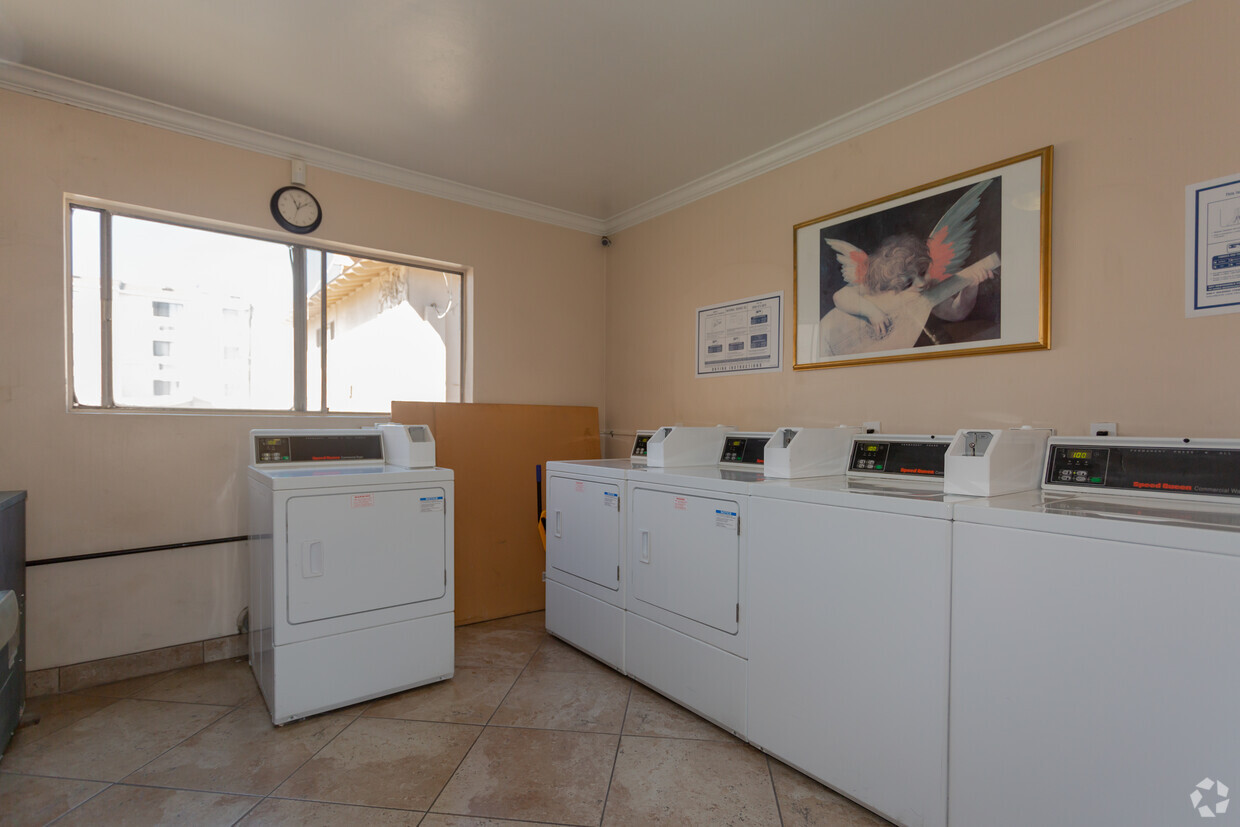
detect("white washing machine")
[949,437,1240,827]
[543,431,653,672]
[247,428,454,724]
[624,430,773,737]
[748,434,961,827]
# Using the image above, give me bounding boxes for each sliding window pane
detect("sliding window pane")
[323,255,461,412]
[109,217,294,409]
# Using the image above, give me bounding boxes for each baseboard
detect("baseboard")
[25,633,248,697]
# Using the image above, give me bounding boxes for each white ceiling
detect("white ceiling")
[0,0,1186,233]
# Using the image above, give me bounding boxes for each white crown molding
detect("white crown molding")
[602,0,1194,234]
[0,0,1190,238]
[0,60,608,236]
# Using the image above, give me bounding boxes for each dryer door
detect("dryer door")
[285,486,447,624]
[630,486,740,635]
[547,475,621,591]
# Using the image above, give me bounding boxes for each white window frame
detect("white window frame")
[65,197,469,414]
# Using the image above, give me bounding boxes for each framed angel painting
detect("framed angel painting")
[793,147,1052,370]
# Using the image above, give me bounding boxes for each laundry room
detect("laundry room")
[1,1,1239,825]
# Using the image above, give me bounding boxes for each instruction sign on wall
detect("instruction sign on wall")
[696,292,783,377]
[1187,173,1240,317]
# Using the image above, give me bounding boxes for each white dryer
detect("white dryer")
[247,428,454,724]
[543,431,654,672]
[624,430,772,737]
[748,434,959,827]
[949,437,1240,827]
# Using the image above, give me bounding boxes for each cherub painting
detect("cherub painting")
[816,178,1002,357]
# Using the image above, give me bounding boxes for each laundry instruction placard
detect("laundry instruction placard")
[696,291,783,377]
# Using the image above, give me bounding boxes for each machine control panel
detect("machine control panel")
[1045,442,1240,498]
[720,435,769,465]
[254,433,384,465]
[848,438,950,477]
[631,433,652,459]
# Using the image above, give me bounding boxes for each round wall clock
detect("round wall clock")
[270,185,322,234]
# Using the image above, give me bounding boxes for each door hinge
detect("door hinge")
[617,565,621,581]
[444,570,447,586]
[736,515,741,535]
[736,603,740,623]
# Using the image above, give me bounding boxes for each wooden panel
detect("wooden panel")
[390,402,600,625]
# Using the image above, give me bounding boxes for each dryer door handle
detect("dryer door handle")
[640,530,650,564]
[302,540,324,578]
[554,510,562,539]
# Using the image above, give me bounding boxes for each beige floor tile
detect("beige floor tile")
[51,784,258,826]
[490,669,630,733]
[420,815,568,826]
[527,636,617,675]
[622,683,739,742]
[454,626,546,670]
[0,773,108,827]
[275,717,480,810]
[132,658,261,706]
[73,671,169,699]
[769,759,895,826]
[364,667,521,724]
[431,726,618,826]
[125,706,352,795]
[0,699,228,781]
[466,611,546,633]
[237,797,424,825]
[602,736,780,826]
[4,692,117,749]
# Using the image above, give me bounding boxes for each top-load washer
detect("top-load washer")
[247,427,454,724]
[949,437,1240,827]
[544,427,725,672]
[749,433,970,827]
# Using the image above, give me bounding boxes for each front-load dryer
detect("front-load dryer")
[544,431,654,672]
[949,436,1240,827]
[247,428,454,724]
[624,430,771,738]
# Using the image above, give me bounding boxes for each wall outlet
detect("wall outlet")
[1089,422,1118,437]
[863,421,881,434]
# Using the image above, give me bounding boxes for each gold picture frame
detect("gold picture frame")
[793,146,1052,370]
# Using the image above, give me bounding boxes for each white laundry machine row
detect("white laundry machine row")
[248,427,454,725]
[948,437,1240,827]
[544,426,727,673]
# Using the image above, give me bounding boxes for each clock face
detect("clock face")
[270,186,322,234]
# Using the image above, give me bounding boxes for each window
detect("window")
[69,204,465,412]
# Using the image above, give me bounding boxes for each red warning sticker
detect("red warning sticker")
[351,493,374,508]
[674,496,688,511]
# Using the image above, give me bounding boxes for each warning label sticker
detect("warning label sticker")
[715,509,737,529]
[351,493,374,508]
[603,491,619,509]
[673,496,688,511]
[575,480,585,493]
[420,495,444,513]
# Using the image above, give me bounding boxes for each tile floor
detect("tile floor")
[0,612,894,826]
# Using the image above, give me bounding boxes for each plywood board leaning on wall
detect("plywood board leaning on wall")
[390,402,601,625]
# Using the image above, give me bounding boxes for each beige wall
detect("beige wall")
[603,0,1240,457]
[0,90,605,669]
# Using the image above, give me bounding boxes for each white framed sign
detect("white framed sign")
[696,292,783,377]
[1187,173,1240,317]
